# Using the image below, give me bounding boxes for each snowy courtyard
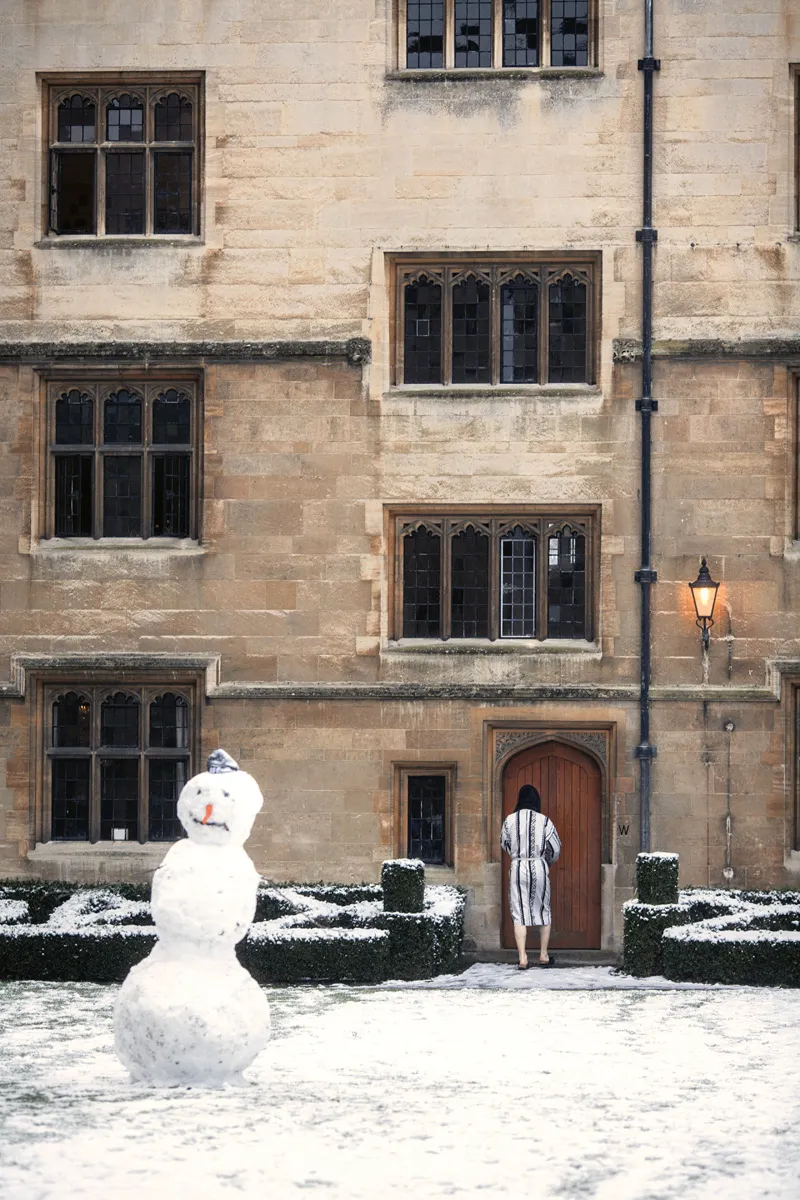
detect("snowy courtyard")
[1,972,799,1200]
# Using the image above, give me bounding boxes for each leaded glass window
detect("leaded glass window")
[451,527,490,637]
[403,527,442,637]
[46,684,193,843]
[48,380,198,540]
[500,527,536,636]
[547,530,586,638]
[408,775,447,863]
[397,259,594,386]
[47,80,199,237]
[403,0,593,69]
[397,513,593,641]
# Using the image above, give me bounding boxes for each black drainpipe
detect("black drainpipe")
[634,0,660,850]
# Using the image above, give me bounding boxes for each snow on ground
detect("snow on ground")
[380,963,727,990]
[1,978,799,1200]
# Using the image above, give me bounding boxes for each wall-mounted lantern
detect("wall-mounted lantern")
[688,557,720,651]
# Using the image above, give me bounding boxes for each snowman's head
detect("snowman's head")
[177,749,263,847]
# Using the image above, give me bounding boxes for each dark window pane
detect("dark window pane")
[154,152,192,234]
[55,456,93,537]
[152,388,191,444]
[101,692,140,747]
[503,0,539,66]
[500,279,539,382]
[408,774,446,864]
[52,758,90,840]
[403,277,442,384]
[55,389,94,445]
[548,274,588,382]
[148,759,188,841]
[52,692,91,748]
[547,532,586,638]
[153,455,190,537]
[103,457,142,536]
[53,151,95,234]
[451,527,489,637]
[406,0,444,68]
[551,0,589,67]
[105,152,145,235]
[150,693,189,748]
[452,277,491,383]
[455,0,493,67]
[154,93,193,141]
[403,528,441,637]
[106,94,144,142]
[57,95,96,143]
[104,389,142,444]
[501,529,536,637]
[100,759,139,841]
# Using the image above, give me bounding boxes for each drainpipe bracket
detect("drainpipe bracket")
[634,743,658,760]
[635,228,658,244]
[637,57,661,72]
[635,397,658,412]
[634,568,658,584]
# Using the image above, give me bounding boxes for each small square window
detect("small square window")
[395,764,456,864]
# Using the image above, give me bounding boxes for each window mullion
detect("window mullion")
[89,738,100,844]
[493,0,503,68]
[490,272,501,385]
[537,521,547,640]
[96,148,105,237]
[542,0,551,67]
[539,269,549,385]
[444,0,455,70]
[443,269,453,385]
[139,735,147,845]
[489,522,499,640]
[441,521,451,640]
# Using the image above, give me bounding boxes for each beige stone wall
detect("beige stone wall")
[1,2,800,947]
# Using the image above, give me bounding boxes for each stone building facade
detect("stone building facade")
[0,1,799,952]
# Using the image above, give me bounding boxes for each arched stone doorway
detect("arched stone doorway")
[501,740,602,950]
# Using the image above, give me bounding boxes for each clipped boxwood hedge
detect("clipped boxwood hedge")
[0,873,466,985]
[662,906,800,987]
[381,859,425,913]
[623,894,737,977]
[636,853,679,905]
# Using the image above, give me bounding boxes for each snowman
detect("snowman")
[114,749,271,1086]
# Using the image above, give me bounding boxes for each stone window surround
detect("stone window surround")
[39,72,204,245]
[387,504,600,644]
[393,761,457,866]
[393,0,599,75]
[34,368,204,547]
[25,662,203,852]
[390,252,601,389]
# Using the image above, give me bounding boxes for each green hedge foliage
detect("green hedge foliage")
[381,860,425,913]
[662,905,800,987]
[635,853,679,905]
[0,875,466,985]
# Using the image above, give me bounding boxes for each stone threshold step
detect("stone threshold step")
[465,950,620,968]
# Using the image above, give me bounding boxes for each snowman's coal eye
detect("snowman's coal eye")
[222,790,230,799]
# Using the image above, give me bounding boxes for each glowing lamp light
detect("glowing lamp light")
[688,557,720,651]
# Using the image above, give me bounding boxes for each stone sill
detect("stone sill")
[34,237,204,250]
[28,842,170,863]
[387,384,601,401]
[386,68,602,83]
[29,537,206,557]
[384,639,601,658]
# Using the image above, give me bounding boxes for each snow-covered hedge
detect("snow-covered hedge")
[662,905,800,987]
[0,877,466,985]
[636,852,679,905]
[623,863,800,985]
[382,859,425,913]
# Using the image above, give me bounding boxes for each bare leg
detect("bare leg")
[539,924,552,962]
[513,922,528,967]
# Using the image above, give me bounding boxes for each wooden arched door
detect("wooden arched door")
[501,741,602,950]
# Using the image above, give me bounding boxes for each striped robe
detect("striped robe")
[500,809,562,927]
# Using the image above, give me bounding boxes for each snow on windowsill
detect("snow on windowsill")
[28,842,170,861]
[384,638,600,656]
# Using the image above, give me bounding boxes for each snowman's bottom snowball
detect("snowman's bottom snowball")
[114,956,271,1086]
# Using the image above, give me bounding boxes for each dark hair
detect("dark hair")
[515,784,541,813]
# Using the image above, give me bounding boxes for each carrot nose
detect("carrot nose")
[202,803,214,825]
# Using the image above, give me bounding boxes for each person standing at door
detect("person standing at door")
[500,784,561,969]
